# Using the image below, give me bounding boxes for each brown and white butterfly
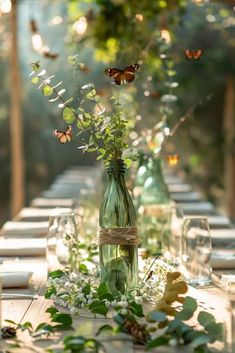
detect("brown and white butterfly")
[53,126,72,143]
[184,49,203,60]
[105,63,139,85]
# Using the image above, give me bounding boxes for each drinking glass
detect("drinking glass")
[170,205,184,262]
[56,213,78,269]
[47,213,61,272]
[180,216,212,286]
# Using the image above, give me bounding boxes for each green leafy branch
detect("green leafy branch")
[29,60,138,165]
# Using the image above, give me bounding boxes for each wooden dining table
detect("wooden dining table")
[1,164,235,352]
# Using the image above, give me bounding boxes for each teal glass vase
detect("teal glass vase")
[141,156,170,205]
[133,152,149,209]
[99,159,138,295]
[139,155,171,255]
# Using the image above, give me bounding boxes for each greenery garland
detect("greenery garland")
[2,267,224,353]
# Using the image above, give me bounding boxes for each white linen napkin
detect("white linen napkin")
[1,221,48,237]
[18,207,72,220]
[0,238,46,256]
[31,198,73,208]
[0,271,32,288]
[211,250,235,269]
[211,229,235,246]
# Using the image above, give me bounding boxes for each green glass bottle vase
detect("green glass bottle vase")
[99,159,138,295]
[139,155,171,255]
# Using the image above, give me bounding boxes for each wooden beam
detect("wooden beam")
[9,0,25,217]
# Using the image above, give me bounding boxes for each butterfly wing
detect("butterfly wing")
[105,64,139,85]
[193,49,203,60]
[64,126,72,142]
[184,50,193,60]
[53,126,72,143]
[105,68,122,85]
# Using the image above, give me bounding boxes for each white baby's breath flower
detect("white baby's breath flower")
[120,309,127,315]
[169,339,178,347]
[87,299,94,305]
[120,300,128,308]
[86,294,93,300]
[77,293,84,300]
[135,297,143,304]
[105,301,111,307]
[111,300,118,306]
[70,306,77,315]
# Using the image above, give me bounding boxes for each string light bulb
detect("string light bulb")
[0,0,12,14]
[73,17,87,36]
[160,29,171,44]
[30,19,58,60]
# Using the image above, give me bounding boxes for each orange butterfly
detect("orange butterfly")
[184,49,203,60]
[105,64,139,85]
[167,154,180,166]
[53,126,72,143]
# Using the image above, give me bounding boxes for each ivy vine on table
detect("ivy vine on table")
[2,267,224,353]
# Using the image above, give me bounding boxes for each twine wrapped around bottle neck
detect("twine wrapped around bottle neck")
[98,226,140,245]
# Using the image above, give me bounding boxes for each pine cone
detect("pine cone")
[1,326,17,339]
[123,318,150,345]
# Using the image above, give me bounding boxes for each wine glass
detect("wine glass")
[180,216,212,286]
[55,212,78,270]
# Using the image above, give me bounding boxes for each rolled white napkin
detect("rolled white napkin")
[18,207,72,220]
[0,271,32,288]
[211,250,235,269]
[179,202,214,214]
[31,198,73,208]
[211,229,235,246]
[1,221,48,237]
[0,238,46,256]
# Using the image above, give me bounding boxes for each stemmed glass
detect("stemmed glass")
[47,211,78,272]
[180,216,212,286]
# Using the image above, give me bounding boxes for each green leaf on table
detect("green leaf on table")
[48,269,64,279]
[97,282,109,299]
[175,296,197,321]
[82,283,91,296]
[52,313,73,328]
[31,77,39,84]
[79,263,88,273]
[21,322,33,331]
[176,308,194,321]
[129,301,144,317]
[191,334,211,348]
[205,322,223,341]
[198,311,215,328]
[63,107,75,124]
[183,297,197,312]
[42,85,53,96]
[96,324,113,336]
[5,319,17,326]
[34,322,53,333]
[89,301,109,316]
[147,311,167,323]
[146,336,169,349]
[46,307,59,317]
[45,286,56,299]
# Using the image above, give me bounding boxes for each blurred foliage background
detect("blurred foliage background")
[0,0,235,224]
